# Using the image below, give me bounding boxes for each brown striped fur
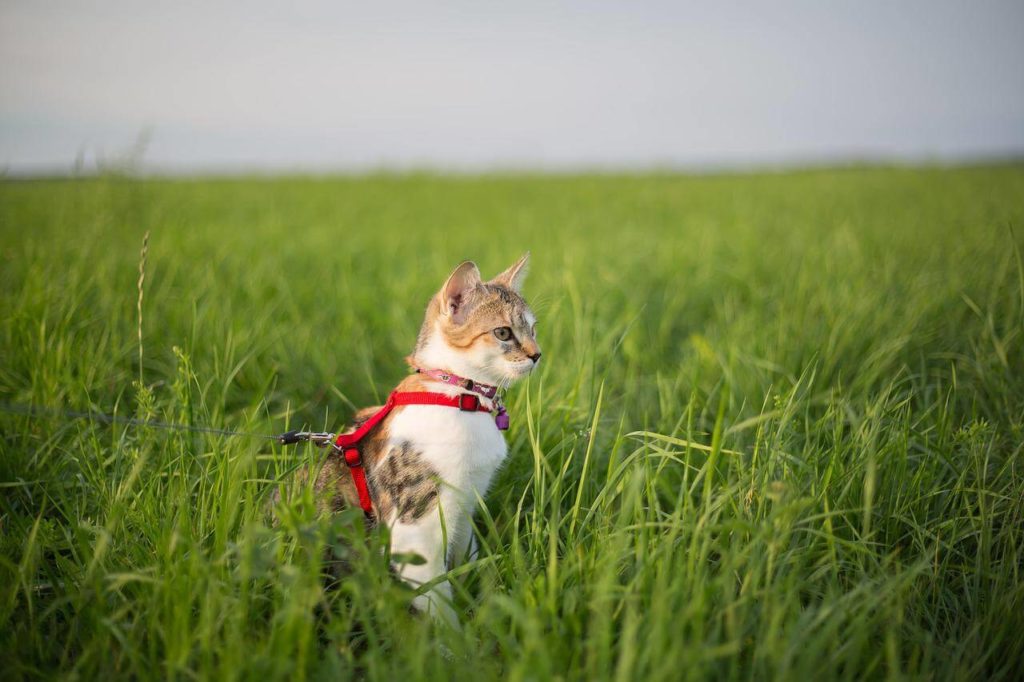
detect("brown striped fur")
[300,373,441,524]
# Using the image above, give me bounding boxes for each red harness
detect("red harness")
[333,390,492,516]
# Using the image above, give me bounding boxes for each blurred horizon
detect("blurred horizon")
[2,1,1023,176]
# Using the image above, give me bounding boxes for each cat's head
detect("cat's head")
[410,253,541,387]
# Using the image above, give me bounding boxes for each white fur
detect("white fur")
[385,377,507,625]
[524,310,537,330]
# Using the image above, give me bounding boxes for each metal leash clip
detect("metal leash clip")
[275,430,336,447]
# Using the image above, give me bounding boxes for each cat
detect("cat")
[287,253,540,626]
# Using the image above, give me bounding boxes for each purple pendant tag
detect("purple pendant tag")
[495,407,510,431]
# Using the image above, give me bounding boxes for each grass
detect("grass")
[1,165,1023,680]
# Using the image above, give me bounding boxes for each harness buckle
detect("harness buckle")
[458,393,480,411]
[343,447,363,468]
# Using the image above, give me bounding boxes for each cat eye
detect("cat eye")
[493,327,514,342]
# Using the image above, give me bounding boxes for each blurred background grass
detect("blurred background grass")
[1,165,1023,679]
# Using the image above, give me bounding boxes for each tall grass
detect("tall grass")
[1,166,1023,680]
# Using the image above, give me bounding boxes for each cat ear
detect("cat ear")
[491,252,530,292]
[440,260,482,322]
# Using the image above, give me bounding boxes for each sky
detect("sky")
[1,1,1023,174]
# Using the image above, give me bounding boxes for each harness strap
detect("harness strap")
[334,390,492,516]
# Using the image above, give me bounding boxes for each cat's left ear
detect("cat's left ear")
[491,252,530,292]
[441,260,483,323]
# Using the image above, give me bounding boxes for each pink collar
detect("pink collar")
[415,367,499,399]
[415,367,509,430]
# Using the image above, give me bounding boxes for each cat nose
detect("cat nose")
[528,351,542,364]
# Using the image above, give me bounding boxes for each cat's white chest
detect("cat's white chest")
[382,399,507,621]
[386,403,507,509]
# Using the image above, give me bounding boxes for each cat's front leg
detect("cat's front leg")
[389,514,459,628]
[451,526,479,568]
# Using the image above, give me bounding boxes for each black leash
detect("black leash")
[0,403,336,447]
